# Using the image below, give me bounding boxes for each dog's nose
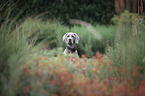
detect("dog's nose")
[69,39,71,42]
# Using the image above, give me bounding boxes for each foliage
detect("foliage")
[1,0,115,25]
[0,15,34,96]
[0,3,41,95]
[16,53,145,96]
[106,11,145,80]
[1,1,145,96]
[18,18,58,49]
[17,18,116,57]
[111,10,138,25]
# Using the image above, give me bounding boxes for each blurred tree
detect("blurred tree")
[1,0,116,25]
[114,0,145,16]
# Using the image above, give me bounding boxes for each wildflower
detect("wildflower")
[82,67,86,70]
[60,58,64,63]
[56,54,59,57]
[81,54,87,58]
[111,83,126,96]
[44,56,48,59]
[133,65,140,77]
[36,56,42,60]
[138,79,145,96]
[51,94,58,96]
[120,66,126,75]
[91,68,96,74]
[126,87,138,96]
[35,63,40,77]
[35,68,40,77]
[25,68,30,76]
[95,51,102,60]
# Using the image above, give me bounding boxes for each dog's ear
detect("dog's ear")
[63,33,68,42]
[74,33,79,44]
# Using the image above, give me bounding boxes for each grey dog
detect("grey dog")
[63,32,79,56]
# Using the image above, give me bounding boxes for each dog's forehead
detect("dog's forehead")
[67,32,74,36]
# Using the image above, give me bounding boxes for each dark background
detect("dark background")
[1,0,144,25]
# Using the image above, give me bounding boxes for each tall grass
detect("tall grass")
[0,18,34,96]
[106,11,145,81]
[68,25,116,57]
[17,18,116,57]
[0,2,40,95]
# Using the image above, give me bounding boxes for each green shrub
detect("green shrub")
[106,12,145,80]
[0,4,39,95]
[111,10,138,25]
[0,18,34,96]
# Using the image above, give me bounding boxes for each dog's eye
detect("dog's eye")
[67,35,70,37]
[72,35,74,37]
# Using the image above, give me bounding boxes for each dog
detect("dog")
[63,32,79,56]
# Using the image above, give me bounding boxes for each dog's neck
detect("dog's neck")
[66,44,77,52]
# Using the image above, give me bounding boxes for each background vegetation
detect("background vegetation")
[0,0,145,96]
[2,0,145,25]
[3,0,115,25]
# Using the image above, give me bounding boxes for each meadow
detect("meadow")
[0,4,145,96]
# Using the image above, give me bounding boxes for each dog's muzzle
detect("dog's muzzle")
[68,39,73,45]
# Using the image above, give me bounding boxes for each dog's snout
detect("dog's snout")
[69,39,71,42]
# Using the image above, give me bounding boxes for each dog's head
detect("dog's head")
[63,32,79,45]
